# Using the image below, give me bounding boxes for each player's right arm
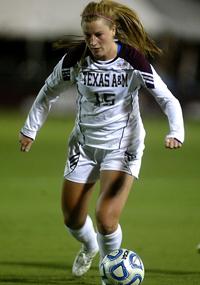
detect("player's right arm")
[19,132,34,152]
[19,43,86,153]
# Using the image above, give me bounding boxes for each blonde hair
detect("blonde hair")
[81,0,162,57]
[55,0,162,57]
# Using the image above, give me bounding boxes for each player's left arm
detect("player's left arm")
[165,137,182,149]
[131,48,184,149]
[144,66,185,150]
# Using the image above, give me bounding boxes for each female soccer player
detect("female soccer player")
[19,0,184,282]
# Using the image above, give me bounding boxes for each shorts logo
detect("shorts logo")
[124,151,136,162]
[62,68,70,81]
[69,153,80,170]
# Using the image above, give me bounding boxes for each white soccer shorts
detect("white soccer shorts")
[64,140,144,183]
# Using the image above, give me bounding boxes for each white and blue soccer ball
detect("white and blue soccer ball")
[99,248,144,285]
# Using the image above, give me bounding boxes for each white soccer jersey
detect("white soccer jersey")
[21,42,184,150]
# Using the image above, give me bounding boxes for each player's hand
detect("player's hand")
[165,137,182,149]
[19,133,34,152]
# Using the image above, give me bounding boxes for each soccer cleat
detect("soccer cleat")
[197,243,200,253]
[72,245,99,277]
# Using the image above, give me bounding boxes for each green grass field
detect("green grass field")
[0,112,200,285]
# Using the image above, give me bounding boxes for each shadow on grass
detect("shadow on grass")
[0,261,99,284]
[0,274,98,285]
[0,262,200,284]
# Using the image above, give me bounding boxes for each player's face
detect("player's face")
[82,19,117,61]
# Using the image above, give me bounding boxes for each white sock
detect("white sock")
[97,224,122,261]
[67,215,98,253]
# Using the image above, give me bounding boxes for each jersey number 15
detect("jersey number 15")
[95,92,115,106]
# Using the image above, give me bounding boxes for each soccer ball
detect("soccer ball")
[99,248,144,285]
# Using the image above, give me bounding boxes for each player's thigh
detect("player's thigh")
[95,170,134,233]
[61,179,95,228]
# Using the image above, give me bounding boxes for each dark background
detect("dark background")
[0,0,200,118]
